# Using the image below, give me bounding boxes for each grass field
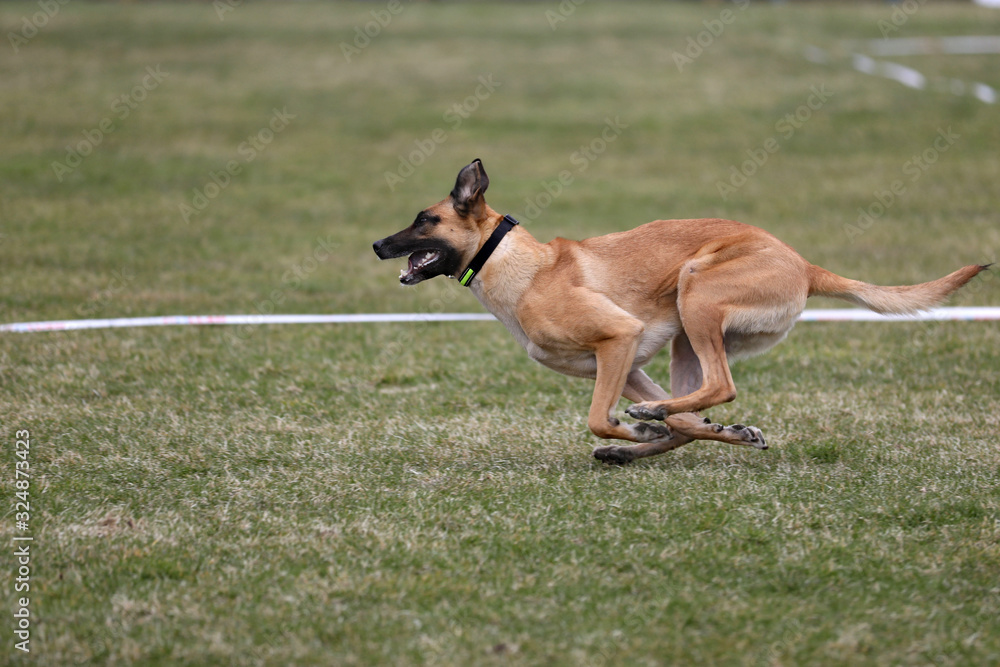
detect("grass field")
[2,1,1000,665]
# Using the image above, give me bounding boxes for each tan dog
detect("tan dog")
[373,159,988,463]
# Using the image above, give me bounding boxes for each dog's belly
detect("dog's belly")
[633,319,680,367]
[479,283,678,378]
[528,344,599,378]
[525,318,678,379]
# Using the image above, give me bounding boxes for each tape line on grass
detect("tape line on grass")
[2,307,999,333]
[805,41,998,105]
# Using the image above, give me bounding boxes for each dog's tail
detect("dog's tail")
[807,263,990,314]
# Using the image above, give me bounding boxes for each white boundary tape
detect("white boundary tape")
[0,313,495,333]
[862,36,1000,58]
[805,42,999,105]
[852,54,926,91]
[2,308,999,333]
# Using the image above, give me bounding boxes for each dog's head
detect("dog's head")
[373,159,495,286]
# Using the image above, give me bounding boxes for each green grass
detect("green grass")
[2,2,1000,665]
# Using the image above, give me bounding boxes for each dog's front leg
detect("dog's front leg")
[586,333,641,441]
[593,369,693,464]
[519,291,682,462]
[586,330,682,462]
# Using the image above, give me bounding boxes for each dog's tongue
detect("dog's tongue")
[408,250,435,272]
[401,250,437,283]
[406,253,421,274]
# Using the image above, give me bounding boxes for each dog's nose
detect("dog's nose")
[372,239,384,255]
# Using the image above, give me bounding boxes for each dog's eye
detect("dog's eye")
[414,213,440,228]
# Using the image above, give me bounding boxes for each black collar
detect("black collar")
[457,215,520,287]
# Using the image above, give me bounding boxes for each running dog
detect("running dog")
[372,159,987,463]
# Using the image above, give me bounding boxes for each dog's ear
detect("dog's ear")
[450,159,489,218]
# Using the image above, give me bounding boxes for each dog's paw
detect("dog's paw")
[593,445,637,465]
[625,402,667,421]
[721,423,768,449]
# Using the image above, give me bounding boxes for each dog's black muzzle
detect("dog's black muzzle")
[372,232,464,286]
[372,237,399,260]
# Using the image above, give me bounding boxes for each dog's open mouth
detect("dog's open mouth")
[400,249,442,285]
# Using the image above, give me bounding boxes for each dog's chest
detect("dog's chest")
[482,295,596,375]
[470,280,533,351]
[469,277,592,374]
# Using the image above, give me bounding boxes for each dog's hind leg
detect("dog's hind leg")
[667,412,767,450]
[662,332,767,448]
[626,305,738,418]
[668,331,702,397]
[593,361,765,464]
